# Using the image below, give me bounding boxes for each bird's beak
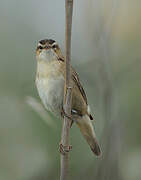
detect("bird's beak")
[45,45,50,50]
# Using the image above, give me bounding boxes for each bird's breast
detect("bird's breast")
[36,75,64,116]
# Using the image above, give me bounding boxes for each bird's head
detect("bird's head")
[36,39,64,62]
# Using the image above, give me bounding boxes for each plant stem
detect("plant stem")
[60,0,73,180]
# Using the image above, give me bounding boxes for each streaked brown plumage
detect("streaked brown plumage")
[35,39,101,156]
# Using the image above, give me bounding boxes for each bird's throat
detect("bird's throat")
[37,60,62,78]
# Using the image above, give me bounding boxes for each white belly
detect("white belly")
[36,75,64,116]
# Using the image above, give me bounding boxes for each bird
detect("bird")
[35,39,101,156]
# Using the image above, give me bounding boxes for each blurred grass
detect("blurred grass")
[0,0,141,179]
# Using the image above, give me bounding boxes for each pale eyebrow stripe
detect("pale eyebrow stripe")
[51,42,57,46]
[38,43,43,47]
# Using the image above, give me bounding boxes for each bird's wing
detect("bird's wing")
[71,67,88,105]
[71,67,93,120]
[58,59,93,120]
[58,58,88,104]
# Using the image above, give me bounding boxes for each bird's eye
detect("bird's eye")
[38,46,43,50]
[52,44,57,49]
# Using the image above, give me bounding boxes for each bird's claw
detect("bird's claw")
[61,108,74,128]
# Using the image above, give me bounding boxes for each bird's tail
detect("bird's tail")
[76,115,101,156]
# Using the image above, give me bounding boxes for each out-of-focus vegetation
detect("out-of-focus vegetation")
[0,0,141,180]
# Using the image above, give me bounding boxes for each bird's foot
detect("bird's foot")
[61,108,71,119]
[59,143,72,155]
[61,108,74,128]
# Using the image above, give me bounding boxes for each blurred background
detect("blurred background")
[0,0,141,179]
